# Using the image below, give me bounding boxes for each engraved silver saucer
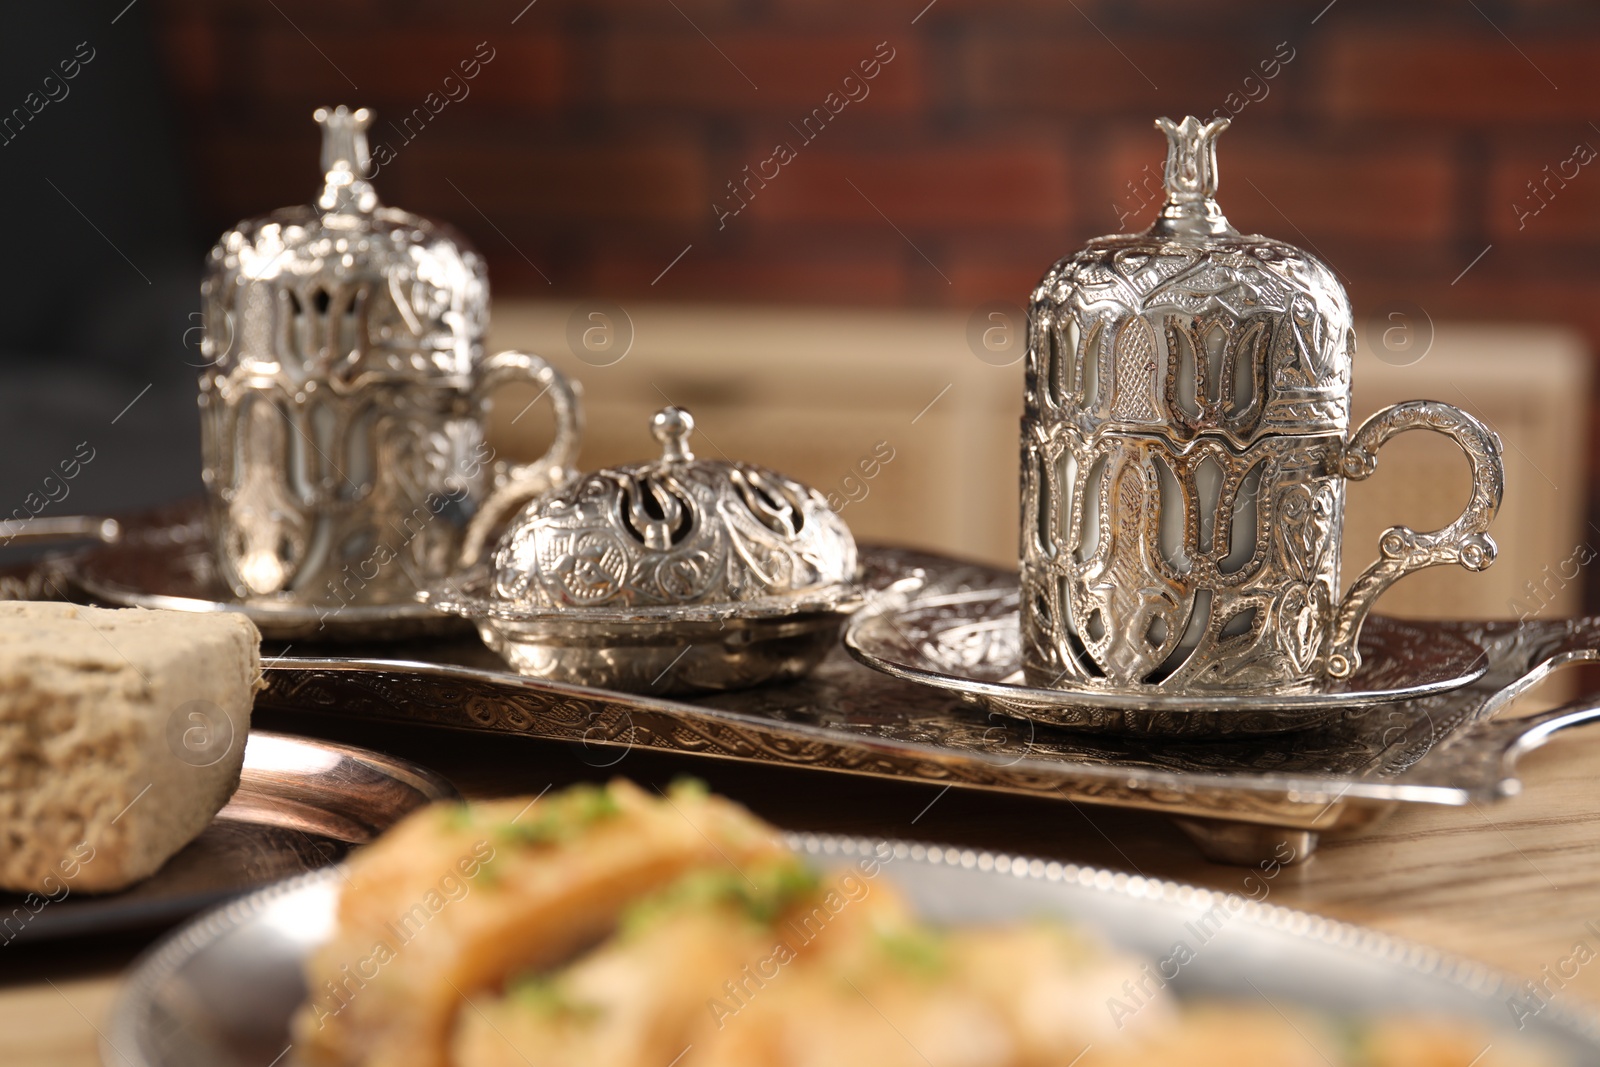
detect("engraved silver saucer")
[64,503,466,643]
[421,569,862,696]
[844,587,1488,736]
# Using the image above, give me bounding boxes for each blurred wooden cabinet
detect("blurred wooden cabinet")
[1346,323,1590,623]
[485,302,1023,566]
[487,302,1590,625]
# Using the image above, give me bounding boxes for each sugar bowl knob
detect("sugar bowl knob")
[651,406,696,463]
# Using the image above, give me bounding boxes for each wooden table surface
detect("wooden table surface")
[4,705,1599,1067]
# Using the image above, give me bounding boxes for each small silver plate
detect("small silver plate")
[846,587,1488,735]
[105,833,1599,1067]
[65,505,468,643]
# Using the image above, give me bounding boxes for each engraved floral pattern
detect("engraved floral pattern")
[1021,117,1501,691]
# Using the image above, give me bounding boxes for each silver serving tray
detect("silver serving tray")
[104,833,1600,1067]
[259,547,1600,866]
[0,732,456,943]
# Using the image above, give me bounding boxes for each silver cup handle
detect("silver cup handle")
[1324,399,1504,678]
[458,350,584,567]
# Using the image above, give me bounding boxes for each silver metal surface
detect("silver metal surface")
[198,104,581,609]
[421,407,861,693]
[1326,400,1504,675]
[66,502,466,642]
[2,731,455,944]
[260,548,1600,863]
[423,570,857,696]
[846,587,1488,735]
[0,515,119,546]
[489,407,857,610]
[104,834,1600,1067]
[1021,115,1504,691]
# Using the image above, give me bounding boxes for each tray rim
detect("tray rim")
[260,653,1590,814]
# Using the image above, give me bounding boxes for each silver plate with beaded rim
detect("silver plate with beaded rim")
[104,833,1599,1067]
[845,587,1489,736]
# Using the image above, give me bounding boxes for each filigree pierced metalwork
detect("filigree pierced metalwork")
[198,105,581,608]
[1021,115,1504,691]
[424,407,861,694]
[490,407,856,611]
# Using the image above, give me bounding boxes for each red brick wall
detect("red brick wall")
[151,1,1600,331]
[148,0,1600,603]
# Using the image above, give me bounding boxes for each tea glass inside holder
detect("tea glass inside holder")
[1020,115,1504,692]
[197,105,581,608]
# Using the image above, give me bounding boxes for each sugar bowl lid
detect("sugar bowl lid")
[489,407,859,618]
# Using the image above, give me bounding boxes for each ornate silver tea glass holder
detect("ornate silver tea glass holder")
[421,407,863,694]
[198,105,581,611]
[1021,116,1503,695]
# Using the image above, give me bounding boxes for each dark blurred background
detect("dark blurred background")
[1,0,1598,602]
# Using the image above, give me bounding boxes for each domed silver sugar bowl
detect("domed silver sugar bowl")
[423,407,862,694]
[197,105,580,610]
